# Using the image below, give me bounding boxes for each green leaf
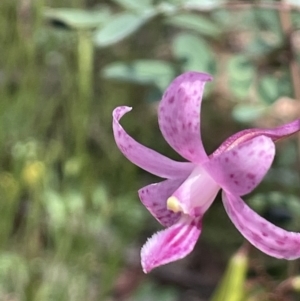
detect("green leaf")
[166,13,221,37]
[43,7,111,30]
[111,0,153,11]
[254,8,282,39]
[172,33,215,74]
[258,75,279,104]
[232,104,266,123]
[210,248,248,301]
[292,11,300,28]
[101,60,175,90]
[43,190,66,228]
[94,11,156,47]
[228,55,255,99]
[0,253,29,293]
[184,0,223,10]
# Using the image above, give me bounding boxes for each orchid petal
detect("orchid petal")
[212,119,300,158]
[138,179,185,227]
[113,106,194,179]
[158,72,212,163]
[204,136,275,196]
[141,215,202,273]
[223,191,300,260]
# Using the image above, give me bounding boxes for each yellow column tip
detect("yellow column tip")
[167,196,182,213]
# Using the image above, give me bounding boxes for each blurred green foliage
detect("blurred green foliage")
[1,0,300,300]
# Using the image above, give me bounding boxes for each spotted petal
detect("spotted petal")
[113,106,193,179]
[223,191,300,259]
[158,72,212,163]
[141,215,202,273]
[204,136,275,196]
[138,179,185,227]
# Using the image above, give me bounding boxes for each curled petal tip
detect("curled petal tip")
[112,106,132,119]
[112,105,193,178]
[181,71,213,82]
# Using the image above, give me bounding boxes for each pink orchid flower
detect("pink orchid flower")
[112,71,300,273]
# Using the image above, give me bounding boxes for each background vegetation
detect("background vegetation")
[1,0,300,300]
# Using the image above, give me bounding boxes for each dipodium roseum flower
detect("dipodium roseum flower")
[113,71,300,273]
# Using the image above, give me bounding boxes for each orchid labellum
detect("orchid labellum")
[112,71,300,273]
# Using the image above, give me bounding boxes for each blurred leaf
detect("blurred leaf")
[166,13,221,37]
[172,33,215,74]
[64,156,84,177]
[232,104,266,123]
[0,253,29,294]
[102,60,175,90]
[211,8,233,27]
[145,86,163,103]
[254,8,282,41]
[133,281,178,301]
[247,36,274,56]
[94,11,156,47]
[65,190,84,215]
[210,248,248,301]
[43,7,111,30]
[266,168,300,189]
[184,0,224,10]
[258,75,279,104]
[291,11,300,27]
[277,142,297,167]
[44,190,66,228]
[111,0,153,11]
[156,2,177,15]
[228,55,255,99]
[249,192,300,229]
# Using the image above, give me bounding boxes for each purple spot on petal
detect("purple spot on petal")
[248,150,254,156]
[276,240,285,246]
[247,173,255,180]
[168,96,175,104]
[188,148,195,154]
[250,232,262,242]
